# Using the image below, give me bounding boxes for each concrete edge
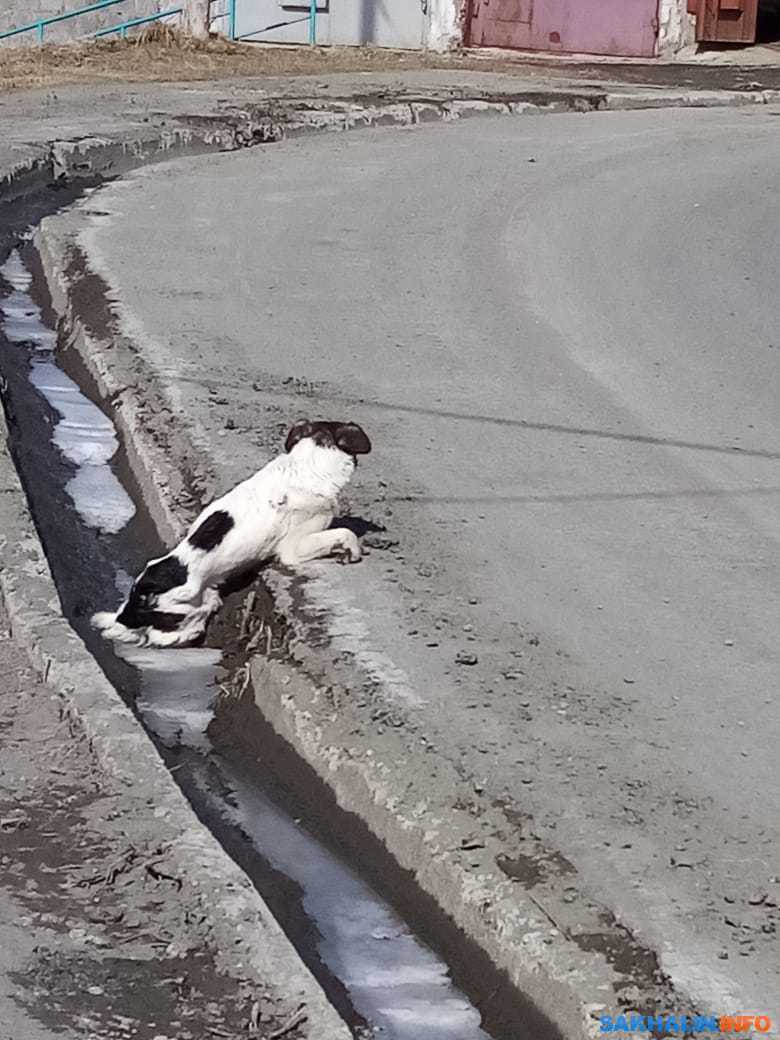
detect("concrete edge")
[1,79,776,217]
[0,387,351,1036]
[190,86,774,141]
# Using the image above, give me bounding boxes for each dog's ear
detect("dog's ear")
[335,423,371,456]
[285,420,313,453]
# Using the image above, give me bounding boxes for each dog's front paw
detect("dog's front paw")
[335,534,362,565]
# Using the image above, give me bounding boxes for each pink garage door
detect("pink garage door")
[467,0,659,58]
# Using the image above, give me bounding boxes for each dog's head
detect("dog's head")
[285,420,371,459]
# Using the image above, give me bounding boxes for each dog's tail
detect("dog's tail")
[91,610,146,645]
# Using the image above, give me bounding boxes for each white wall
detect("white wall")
[657,0,696,55]
[233,0,426,48]
[425,0,463,50]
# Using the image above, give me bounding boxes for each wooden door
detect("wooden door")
[691,0,758,42]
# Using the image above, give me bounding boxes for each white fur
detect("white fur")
[92,436,362,648]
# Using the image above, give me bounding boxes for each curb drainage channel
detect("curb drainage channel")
[0,201,561,1038]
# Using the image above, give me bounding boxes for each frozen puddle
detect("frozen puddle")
[123,641,490,1040]
[0,250,135,535]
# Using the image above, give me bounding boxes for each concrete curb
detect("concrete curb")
[0,384,351,1038]
[1,80,777,205]
[175,85,776,145]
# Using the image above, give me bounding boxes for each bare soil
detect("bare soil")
[3,31,780,95]
[0,36,466,93]
[0,607,305,1040]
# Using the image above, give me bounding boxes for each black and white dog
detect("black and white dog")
[92,420,371,648]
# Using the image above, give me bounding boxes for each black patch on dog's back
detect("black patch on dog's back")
[117,554,188,630]
[188,510,234,552]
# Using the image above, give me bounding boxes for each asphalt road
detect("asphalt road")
[67,107,780,1013]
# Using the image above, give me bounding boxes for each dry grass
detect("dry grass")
[0,30,473,93]
[4,28,758,97]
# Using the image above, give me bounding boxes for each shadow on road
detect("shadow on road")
[386,484,780,506]
[261,387,780,461]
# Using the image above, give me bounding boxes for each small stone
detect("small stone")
[623,677,636,685]
[455,651,478,666]
[364,533,399,551]
[724,639,734,647]
[747,892,767,906]
[460,836,485,851]
[717,949,729,960]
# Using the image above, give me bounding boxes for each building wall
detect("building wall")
[0,0,173,45]
[426,0,464,50]
[0,0,456,49]
[0,0,697,55]
[231,0,426,49]
[657,0,696,55]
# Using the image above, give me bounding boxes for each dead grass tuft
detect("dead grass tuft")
[0,35,460,92]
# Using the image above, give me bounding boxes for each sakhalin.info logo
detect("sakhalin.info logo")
[599,1014,773,1034]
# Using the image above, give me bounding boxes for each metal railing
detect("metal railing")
[0,0,182,44]
[94,6,182,37]
[0,0,321,47]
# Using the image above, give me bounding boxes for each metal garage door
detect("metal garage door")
[467,0,659,58]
